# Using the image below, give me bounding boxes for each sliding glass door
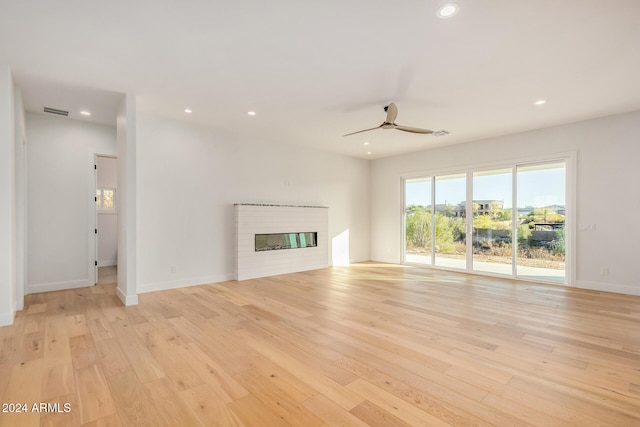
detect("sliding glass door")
[404,177,432,265]
[472,168,513,275]
[403,159,568,284]
[516,162,566,282]
[434,174,466,269]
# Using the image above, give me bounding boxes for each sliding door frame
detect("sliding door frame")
[401,152,576,286]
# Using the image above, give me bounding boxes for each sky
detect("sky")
[405,163,566,209]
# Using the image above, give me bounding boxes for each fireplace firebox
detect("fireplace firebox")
[255,232,317,252]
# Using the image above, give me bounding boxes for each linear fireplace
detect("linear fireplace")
[255,232,318,252]
[235,204,328,280]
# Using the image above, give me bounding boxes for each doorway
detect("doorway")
[94,155,118,285]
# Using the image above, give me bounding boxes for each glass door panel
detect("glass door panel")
[404,178,432,265]
[434,174,466,269]
[516,162,566,283]
[472,169,513,275]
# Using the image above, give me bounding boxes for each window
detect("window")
[96,188,116,211]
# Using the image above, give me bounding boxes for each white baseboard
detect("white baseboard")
[137,273,235,294]
[27,279,90,294]
[116,287,138,306]
[575,280,640,296]
[0,311,14,327]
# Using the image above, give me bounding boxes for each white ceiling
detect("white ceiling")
[1,1,639,159]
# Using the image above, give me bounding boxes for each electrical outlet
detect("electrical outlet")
[171,265,177,274]
[600,266,609,276]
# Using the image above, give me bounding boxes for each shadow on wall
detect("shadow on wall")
[332,229,350,266]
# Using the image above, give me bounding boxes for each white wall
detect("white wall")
[0,65,16,326]
[26,112,116,293]
[97,156,117,266]
[136,112,370,293]
[371,110,640,295]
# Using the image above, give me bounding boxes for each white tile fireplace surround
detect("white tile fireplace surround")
[235,204,329,280]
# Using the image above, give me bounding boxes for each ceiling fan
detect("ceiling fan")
[343,103,433,137]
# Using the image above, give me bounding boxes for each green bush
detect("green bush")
[517,223,531,247]
[406,208,461,253]
[406,207,432,249]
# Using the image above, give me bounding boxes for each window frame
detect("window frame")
[401,152,576,286]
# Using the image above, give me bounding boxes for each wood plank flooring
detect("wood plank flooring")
[1,262,639,426]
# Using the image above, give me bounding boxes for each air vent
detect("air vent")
[433,130,450,137]
[43,107,69,117]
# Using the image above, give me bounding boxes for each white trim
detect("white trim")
[137,273,235,294]
[27,279,90,294]
[91,152,117,287]
[90,152,97,285]
[116,287,138,306]
[565,152,577,286]
[98,259,117,267]
[576,280,640,296]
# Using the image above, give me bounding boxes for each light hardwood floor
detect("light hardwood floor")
[1,262,639,426]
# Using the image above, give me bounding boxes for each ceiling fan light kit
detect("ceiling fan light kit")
[433,130,450,136]
[343,103,436,137]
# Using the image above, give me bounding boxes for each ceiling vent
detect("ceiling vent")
[433,130,450,137]
[43,106,69,117]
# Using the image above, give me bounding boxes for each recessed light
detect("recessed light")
[364,142,369,145]
[367,151,372,155]
[80,110,91,116]
[184,108,192,114]
[437,3,459,18]
[248,111,256,116]
[534,100,547,105]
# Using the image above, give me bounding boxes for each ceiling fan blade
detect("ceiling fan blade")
[395,125,434,134]
[386,103,398,123]
[343,124,383,137]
